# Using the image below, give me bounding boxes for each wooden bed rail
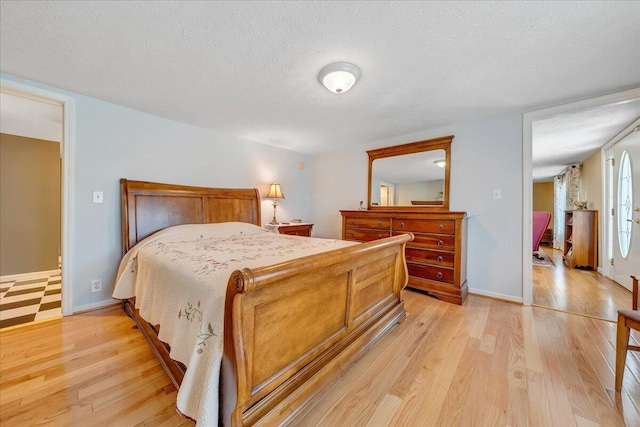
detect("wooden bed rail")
[221,233,412,426]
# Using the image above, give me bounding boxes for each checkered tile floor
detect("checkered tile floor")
[0,271,62,329]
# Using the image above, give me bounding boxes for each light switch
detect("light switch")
[93,191,104,204]
[492,189,502,200]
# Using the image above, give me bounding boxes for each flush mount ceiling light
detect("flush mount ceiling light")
[434,159,446,168]
[318,62,360,94]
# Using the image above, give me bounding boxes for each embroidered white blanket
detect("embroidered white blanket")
[112,222,355,426]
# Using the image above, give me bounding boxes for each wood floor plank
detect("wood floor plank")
[364,393,402,427]
[545,311,597,423]
[533,308,578,427]
[558,313,626,427]
[527,369,554,427]
[506,306,530,427]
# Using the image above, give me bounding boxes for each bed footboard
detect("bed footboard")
[221,233,412,426]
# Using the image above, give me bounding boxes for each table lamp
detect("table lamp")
[266,183,285,225]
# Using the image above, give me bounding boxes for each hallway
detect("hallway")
[533,246,633,321]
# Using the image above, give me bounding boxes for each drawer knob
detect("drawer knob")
[378,221,383,226]
[437,240,444,247]
[378,234,383,239]
[436,272,443,279]
[438,224,444,231]
[350,233,355,236]
[351,220,355,224]
[400,222,405,228]
[437,256,444,262]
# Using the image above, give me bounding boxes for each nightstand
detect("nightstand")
[266,223,314,237]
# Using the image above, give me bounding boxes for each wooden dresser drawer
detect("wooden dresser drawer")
[278,224,312,237]
[407,263,454,284]
[392,219,455,234]
[394,232,455,251]
[344,228,391,242]
[344,217,390,230]
[405,248,455,267]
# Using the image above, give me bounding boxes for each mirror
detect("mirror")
[367,135,453,210]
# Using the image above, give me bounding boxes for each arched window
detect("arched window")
[617,150,633,258]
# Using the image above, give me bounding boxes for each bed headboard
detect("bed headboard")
[121,179,262,254]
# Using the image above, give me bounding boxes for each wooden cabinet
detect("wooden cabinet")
[341,210,468,305]
[563,210,597,269]
[268,223,314,237]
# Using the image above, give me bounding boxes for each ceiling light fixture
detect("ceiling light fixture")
[318,62,360,94]
[434,159,446,168]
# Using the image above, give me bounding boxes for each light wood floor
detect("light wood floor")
[533,246,634,321]
[1,292,638,426]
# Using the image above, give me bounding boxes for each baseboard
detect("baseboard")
[468,287,523,304]
[73,299,120,314]
[0,269,61,283]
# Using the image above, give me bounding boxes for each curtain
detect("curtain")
[553,175,566,249]
[553,164,582,250]
[565,164,582,210]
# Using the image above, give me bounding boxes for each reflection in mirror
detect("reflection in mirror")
[367,135,453,210]
[371,149,446,207]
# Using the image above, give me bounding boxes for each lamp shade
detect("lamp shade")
[266,183,285,199]
[318,62,360,94]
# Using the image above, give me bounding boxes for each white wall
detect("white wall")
[311,113,523,300]
[2,73,312,310]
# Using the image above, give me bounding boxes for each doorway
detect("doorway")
[380,185,390,207]
[605,123,640,290]
[523,88,640,319]
[0,93,63,328]
[0,79,75,321]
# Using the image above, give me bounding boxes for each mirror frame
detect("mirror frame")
[367,135,453,211]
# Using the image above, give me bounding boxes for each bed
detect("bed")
[115,179,412,426]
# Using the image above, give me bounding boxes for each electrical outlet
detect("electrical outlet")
[91,279,102,292]
[93,191,104,204]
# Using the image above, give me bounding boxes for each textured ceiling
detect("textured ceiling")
[1,1,639,157]
[0,92,63,142]
[532,100,640,181]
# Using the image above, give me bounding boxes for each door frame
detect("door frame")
[1,78,75,316]
[601,117,640,286]
[521,87,640,305]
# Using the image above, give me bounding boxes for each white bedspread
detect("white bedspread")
[112,222,355,426]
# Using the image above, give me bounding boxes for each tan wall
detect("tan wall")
[533,182,554,230]
[0,133,61,276]
[396,180,444,205]
[582,150,603,268]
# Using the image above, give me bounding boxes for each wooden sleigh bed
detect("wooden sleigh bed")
[119,179,412,426]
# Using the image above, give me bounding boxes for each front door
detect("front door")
[380,185,390,207]
[610,128,640,290]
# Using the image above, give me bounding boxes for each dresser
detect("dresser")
[265,223,314,237]
[341,210,468,305]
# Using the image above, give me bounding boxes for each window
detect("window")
[617,150,633,258]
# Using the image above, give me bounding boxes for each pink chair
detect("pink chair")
[533,211,551,259]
